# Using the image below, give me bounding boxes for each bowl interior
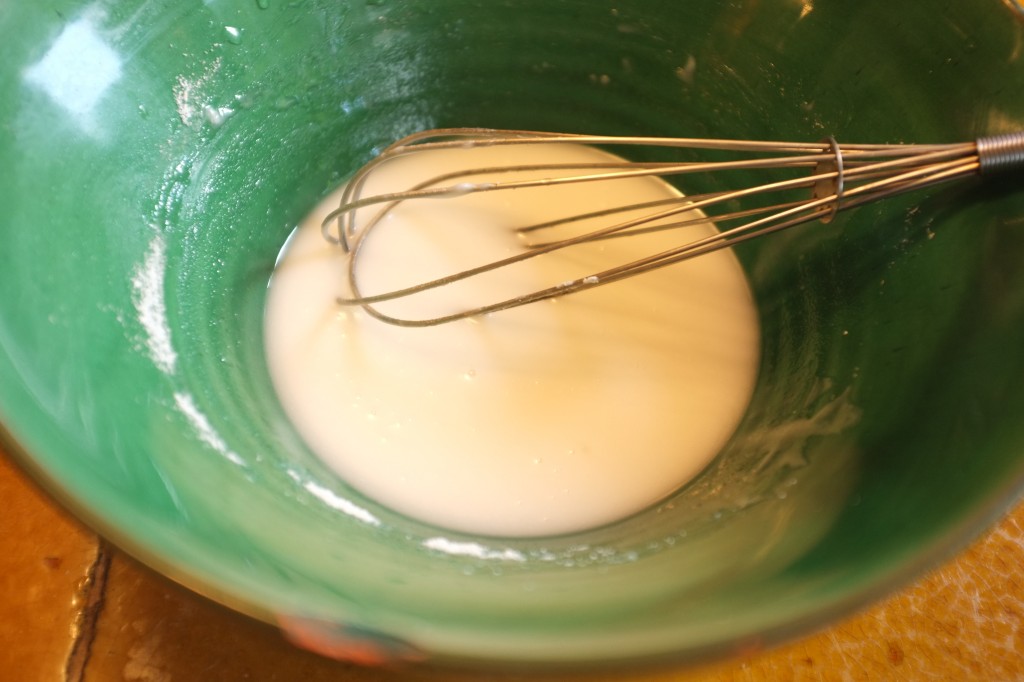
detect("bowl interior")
[3,0,1024,668]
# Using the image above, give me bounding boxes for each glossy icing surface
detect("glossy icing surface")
[265,143,759,536]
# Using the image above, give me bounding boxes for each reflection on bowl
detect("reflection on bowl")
[2,0,1024,670]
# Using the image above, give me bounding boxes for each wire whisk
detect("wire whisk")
[322,128,1024,327]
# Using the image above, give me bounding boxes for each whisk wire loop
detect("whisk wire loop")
[323,129,1023,327]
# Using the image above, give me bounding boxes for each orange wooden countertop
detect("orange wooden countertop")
[2,446,1022,682]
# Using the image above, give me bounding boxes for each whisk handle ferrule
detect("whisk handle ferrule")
[812,136,844,224]
[977,132,1024,174]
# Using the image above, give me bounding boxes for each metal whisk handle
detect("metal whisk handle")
[977,131,1024,174]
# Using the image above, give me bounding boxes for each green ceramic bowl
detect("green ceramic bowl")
[3,0,1024,670]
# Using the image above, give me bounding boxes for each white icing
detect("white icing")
[264,143,760,537]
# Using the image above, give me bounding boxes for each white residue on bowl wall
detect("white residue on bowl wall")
[173,56,225,128]
[202,103,236,127]
[747,386,863,474]
[173,391,246,467]
[130,234,177,375]
[284,468,382,527]
[422,537,527,562]
[130,235,247,469]
[675,55,697,85]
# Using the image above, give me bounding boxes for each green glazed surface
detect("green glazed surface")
[2,0,1024,668]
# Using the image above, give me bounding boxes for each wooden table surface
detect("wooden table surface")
[2,446,1023,682]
